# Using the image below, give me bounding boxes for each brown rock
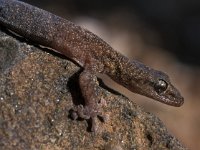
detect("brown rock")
[0,29,187,150]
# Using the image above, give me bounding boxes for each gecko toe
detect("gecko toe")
[90,117,98,132]
[70,105,90,120]
[70,110,78,120]
[70,105,106,132]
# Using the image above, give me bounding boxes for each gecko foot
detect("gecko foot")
[70,105,106,132]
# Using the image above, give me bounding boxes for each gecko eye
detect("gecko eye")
[154,79,168,94]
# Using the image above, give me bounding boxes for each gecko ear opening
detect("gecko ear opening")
[154,79,168,94]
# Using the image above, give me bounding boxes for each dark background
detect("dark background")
[25,0,200,67]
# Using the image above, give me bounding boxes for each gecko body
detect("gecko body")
[0,0,184,132]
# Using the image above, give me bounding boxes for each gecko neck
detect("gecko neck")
[102,49,151,91]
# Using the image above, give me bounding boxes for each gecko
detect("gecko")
[0,0,184,132]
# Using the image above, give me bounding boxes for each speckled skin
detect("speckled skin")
[0,0,184,131]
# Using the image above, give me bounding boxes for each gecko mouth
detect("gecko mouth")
[158,94,184,107]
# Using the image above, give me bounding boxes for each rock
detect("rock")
[0,29,187,150]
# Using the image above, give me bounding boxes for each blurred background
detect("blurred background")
[24,0,200,149]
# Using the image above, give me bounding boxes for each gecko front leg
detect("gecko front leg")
[71,70,106,132]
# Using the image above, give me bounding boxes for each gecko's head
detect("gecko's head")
[128,69,184,107]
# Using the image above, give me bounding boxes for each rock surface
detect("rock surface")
[0,29,187,150]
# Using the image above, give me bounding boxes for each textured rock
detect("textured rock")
[0,29,187,150]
